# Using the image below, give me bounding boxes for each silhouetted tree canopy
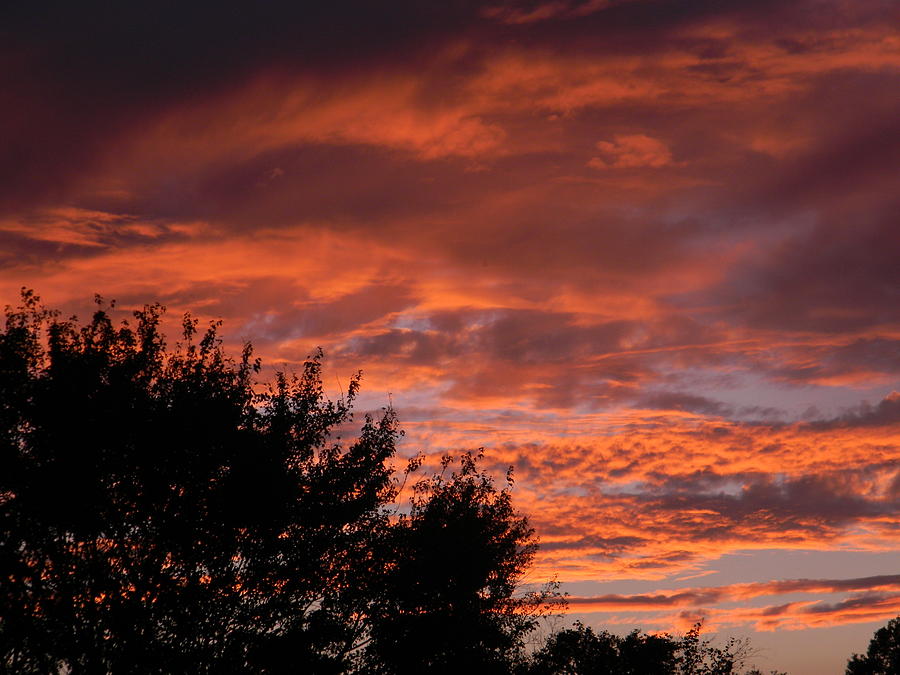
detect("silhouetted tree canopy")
[523,621,750,675]
[525,621,677,674]
[0,290,558,673]
[365,452,554,674]
[846,616,900,675]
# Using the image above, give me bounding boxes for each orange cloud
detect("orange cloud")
[589,135,675,170]
[124,70,506,172]
[566,575,900,612]
[401,406,900,582]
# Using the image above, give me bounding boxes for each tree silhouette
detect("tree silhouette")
[364,452,560,674]
[524,621,750,675]
[0,291,557,673]
[525,621,678,674]
[846,617,900,675]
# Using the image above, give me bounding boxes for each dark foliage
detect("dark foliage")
[525,621,677,674]
[846,617,900,675]
[524,621,751,675]
[0,290,556,673]
[365,452,559,674]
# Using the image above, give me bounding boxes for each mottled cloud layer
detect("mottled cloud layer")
[566,574,900,631]
[3,1,898,670]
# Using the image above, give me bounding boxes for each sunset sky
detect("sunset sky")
[3,1,899,671]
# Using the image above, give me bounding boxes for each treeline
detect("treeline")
[0,292,894,673]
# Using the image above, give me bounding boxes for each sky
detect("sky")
[2,1,899,671]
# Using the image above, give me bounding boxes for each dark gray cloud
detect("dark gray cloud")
[806,392,900,430]
[636,392,732,416]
